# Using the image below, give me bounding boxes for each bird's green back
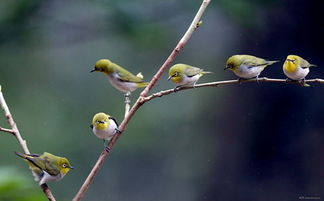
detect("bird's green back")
[111,63,147,83]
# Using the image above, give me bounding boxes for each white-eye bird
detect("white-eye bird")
[168,63,212,88]
[283,55,316,86]
[15,152,73,185]
[90,59,148,94]
[91,112,119,141]
[225,55,279,79]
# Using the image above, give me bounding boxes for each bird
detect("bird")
[90,59,148,94]
[225,55,279,80]
[90,112,119,151]
[283,55,316,86]
[168,63,212,89]
[15,152,73,185]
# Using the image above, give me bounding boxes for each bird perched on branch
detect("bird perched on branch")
[90,59,148,94]
[283,55,316,87]
[225,55,278,80]
[15,152,73,185]
[91,112,119,152]
[168,63,212,89]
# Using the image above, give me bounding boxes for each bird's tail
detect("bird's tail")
[136,82,149,88]
[15,152,39,159]
[202,71,213,74]
[267,60,280,65]
[15,152,28,159]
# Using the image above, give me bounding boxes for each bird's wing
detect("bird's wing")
[300,59,317,69]
[23,155,47,172]
[109,116,119,127]
[184,67,203,77]
[243,61,268,68]
[114,64,145,83]
[41,153,61,176]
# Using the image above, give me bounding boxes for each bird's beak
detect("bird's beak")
[167,74,175,81]
[224,66,229,70]
[69,166,74,169]
[90,68,96,73]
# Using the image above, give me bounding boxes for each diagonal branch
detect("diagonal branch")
[72,1,212,201]
[0,85,56,201]
[143,77,324,102]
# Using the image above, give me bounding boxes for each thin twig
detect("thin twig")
[0,127,15,135]
[72,1,211,200]
[143,77,324,102]
[124,92,131,118]
[0,85,56,201]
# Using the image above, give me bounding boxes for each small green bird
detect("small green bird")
[225,55,279,79]
[90,59,149,94]
[15,152,73,185]
[283,55,316,85]
[168,64,212,88]
[90,112,119,141]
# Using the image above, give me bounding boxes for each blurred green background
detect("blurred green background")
[0,0,323,200]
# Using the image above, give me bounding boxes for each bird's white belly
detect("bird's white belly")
[283,67,309,80]
[178,74,201,86]
[108,74,137,93]
[39,171,63,185]
[93,119,117,140]
[234,64,263,79]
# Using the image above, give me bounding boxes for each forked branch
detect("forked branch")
[72,1,212,200]
[0,85,56,201]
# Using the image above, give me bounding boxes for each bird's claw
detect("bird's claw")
[114,128,122,134]
[104,146,111,153]
[300,79,310,87]
[173,86,182,92]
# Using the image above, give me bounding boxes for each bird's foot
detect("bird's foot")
[104,146,111,153]
[300,79,310,87]
[173,86,182,92]
[114,128,122,134]
[238,78,245,84]
[124,92,131,104]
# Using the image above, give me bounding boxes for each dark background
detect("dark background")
[0,0,323,201]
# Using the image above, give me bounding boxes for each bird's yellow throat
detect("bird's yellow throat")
[171,76,182,83]
[284,61,297,73]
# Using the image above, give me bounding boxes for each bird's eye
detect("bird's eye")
[287,59,296,63]
[96,120,100,124]
[174,72,179,77]
[62,164,67,168]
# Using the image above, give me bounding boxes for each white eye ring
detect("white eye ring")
[62,164,67,168]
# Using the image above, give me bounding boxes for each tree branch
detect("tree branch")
[72,1,211,200]
[143,77,324,102]
[0,127,15,135]
[41,184,56,201]
[0,85,56,201]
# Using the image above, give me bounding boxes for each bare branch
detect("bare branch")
[0,85,56,201]
[72,1,212,200]
[0,127,15,135]
[143,77,324,102]
[41,184,56,201]
[0,85,30,154]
